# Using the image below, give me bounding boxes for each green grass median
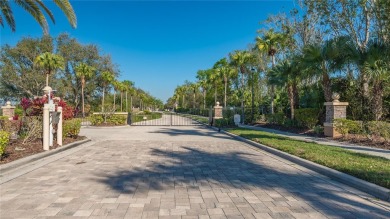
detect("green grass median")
[227,128,390,189]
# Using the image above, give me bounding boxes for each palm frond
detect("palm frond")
[35,0,55,23]
[53,0,77,28]
[14,0,49,34]
[0,0,15,31]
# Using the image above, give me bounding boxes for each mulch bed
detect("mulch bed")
[0,136,87,165]
[252,123,390,150]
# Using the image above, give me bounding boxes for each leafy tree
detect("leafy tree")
[0,0,77,34]
[34,52,64,87]
[0,36,53,98]
[75,63,95,117]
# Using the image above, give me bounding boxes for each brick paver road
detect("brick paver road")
[1,126,389,218]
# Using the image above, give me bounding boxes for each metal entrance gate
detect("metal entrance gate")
[130,112,203,126]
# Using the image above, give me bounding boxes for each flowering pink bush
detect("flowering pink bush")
[20,96,74,120]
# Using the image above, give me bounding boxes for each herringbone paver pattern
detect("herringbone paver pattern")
[0,126,389,218]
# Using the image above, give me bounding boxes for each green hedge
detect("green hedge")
[90,114,127,126]
[0,130,10,156]
[295,108,320,129]
[265,112,286,125]
[214,118,235,128]
[366,121,390,142]
[63,119,81,139]
[334,119,363,137]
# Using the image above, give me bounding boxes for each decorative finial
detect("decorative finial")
[332,93,340,102]
[216,101,220,106]
[6,101,11,106]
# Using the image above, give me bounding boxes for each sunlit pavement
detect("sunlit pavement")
[1,126,389,218]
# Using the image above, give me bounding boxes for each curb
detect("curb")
[0,138,91,174]
[216,128,390,202]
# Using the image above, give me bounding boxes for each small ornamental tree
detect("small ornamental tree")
[20,97,74,120]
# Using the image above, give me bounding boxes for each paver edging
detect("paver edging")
[219,128,390,202]
[0,138,91,174]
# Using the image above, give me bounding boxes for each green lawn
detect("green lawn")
[227,128,390,189]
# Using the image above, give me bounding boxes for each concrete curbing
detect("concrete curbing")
[0,138,91,174]
[217,128,390,202]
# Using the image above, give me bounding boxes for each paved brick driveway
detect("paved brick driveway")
[0,126,389,218]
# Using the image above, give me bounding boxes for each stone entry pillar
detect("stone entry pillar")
[1,101,15,118]
[324,93,349,137]
[212,102,223,126]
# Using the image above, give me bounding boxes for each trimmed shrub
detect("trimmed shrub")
[0,131,10,157]
[63,119,81,138]
[295,108,320,129]
[90,114,104,125]
[333,119,362,137]
[265,112,285,125]
[214,118,235,128]
[90,114,127,126]
[313,125,324,135]
[366,121,390,142]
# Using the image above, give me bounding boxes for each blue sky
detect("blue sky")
[1,0,295,102]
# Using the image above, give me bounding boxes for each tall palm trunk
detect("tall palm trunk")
[130,96,133,112]
[224,77,227,108]
[372,81,383,121]
[270,55,276,114]
[288,84,295,120]
[81,80,85,117]
[125,92,128,112]
[214,83,217,104]
[120,92,123,112]
[46,73,49,87]
[203,90,206,109]
[293,83,299,110]
[322,63,332,102]
[113,91,116,111]
[102,86,105,112]
[193,92,196,109]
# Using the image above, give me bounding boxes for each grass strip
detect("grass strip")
[227,128,390,189]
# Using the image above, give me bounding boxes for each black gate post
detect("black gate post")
[127,112,132,125]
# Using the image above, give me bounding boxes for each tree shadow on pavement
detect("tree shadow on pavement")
[95,146,390,218]
[149,127,233,140]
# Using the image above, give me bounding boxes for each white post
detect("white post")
[43,104,50,150]
[57,107,63,146]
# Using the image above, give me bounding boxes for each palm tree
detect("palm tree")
[0,0,77,34]
[75,63,95,117]
[301,37,347,102]
[101,70,114,112]
[230,50,254,120]
[196,70,209,109]
[256,29,288,114]
[122,80,134,112]
[363,40,390,120]
[214,58,236,108]
[118,82,127,112]
[207,69,219,105]
[34,52,64,87]
[268,59,300,120]
[189,82,199,109]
